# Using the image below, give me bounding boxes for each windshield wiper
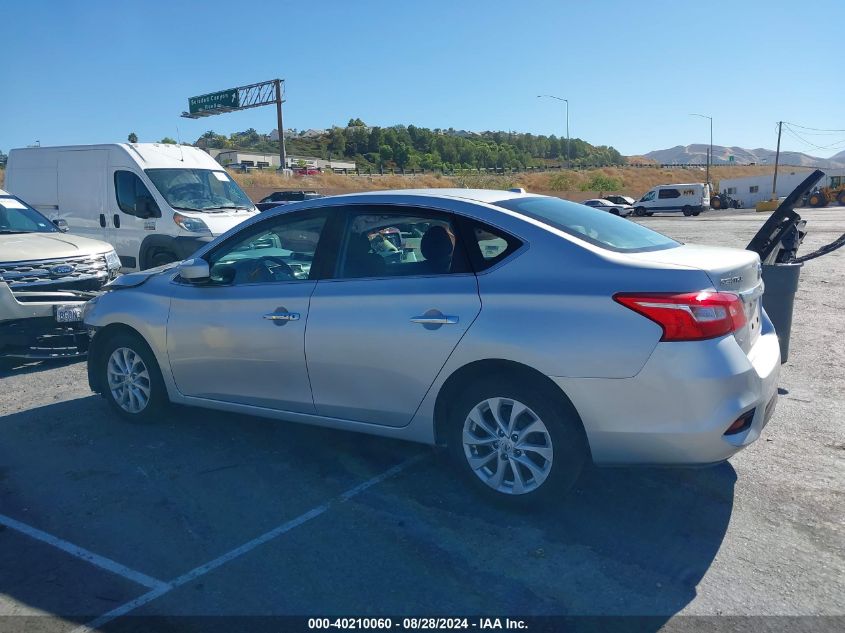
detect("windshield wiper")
[202,205,251,211]
[171,205,205,212]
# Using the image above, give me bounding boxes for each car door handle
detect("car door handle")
[263,312,300,321]
[113,214,121,228]
[99,214,107,228]
[411,315,459,325]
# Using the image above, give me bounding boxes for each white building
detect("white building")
[718,168,845,207]
[214,150,280,169]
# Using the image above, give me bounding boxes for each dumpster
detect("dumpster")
[761,262,802,362]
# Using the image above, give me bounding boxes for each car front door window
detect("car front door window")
[206,214,328,285]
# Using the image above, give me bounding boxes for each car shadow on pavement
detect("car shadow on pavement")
[0,357,83,378]
[0,395,735,628]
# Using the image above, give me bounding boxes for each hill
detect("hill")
[195,122,625,171]
[642,144,844,168]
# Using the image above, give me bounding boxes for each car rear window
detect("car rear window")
[495,196,679,253]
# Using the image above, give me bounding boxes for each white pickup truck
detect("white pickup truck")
[1,189,121,358]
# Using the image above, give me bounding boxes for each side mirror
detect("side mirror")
[178,258,210,281]
[53,219,69,232]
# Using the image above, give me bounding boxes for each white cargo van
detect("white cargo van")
[633,183,711,217]
[5,144,259,270]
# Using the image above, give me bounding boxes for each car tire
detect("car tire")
[97,331,169,422]
[150,251,179,268]
[445,375,588,507]
[610,209,620,216]
[692,210,701,216]
[682,206,693,216]
[634,207,647,217]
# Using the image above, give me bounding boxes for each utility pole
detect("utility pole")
[690,113,713,186]
[274,79,287,170]
[772,121,783,200]
[538,95,569,167]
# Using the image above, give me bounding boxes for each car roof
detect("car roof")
[0,189,9,196]
[308,188,529,205]
[583,198,612,204]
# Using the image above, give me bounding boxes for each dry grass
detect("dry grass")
[232,165,795,203]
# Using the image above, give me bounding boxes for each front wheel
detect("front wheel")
[446,377,588,506]
[97,332,169,422]
[634,207,647,217]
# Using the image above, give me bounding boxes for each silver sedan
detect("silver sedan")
[83,189,780,505]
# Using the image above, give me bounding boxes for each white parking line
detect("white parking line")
[71,452,428,632]
[0,512,169,591]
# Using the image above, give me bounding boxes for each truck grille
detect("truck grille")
[0,254,109,290]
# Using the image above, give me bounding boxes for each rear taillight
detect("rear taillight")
[614,291,746,341]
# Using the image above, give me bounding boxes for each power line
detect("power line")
[782,124,845,151]
[782,121,845,133]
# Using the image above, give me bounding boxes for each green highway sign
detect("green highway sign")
[728,155,735,162]
[188,88,239,114]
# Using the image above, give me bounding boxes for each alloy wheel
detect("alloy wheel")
[462,397,554,495]
[107,347,151,414]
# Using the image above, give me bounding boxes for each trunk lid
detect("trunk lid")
[624,243,764,352]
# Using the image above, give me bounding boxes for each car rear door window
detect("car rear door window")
[337,208,469,279]
[461,219,523,271]
[658,189,681,199]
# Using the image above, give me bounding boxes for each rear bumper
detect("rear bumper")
[0,284,92,358]
[553,322,780,466]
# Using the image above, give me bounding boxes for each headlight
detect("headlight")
[173,212,211,234]
[104,249,121,271]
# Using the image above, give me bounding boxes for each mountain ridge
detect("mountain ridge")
[641,144,844,168]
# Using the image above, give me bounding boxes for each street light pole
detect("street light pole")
[690,113,713,186]
[538,95,569,167]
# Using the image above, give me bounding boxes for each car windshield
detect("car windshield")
[0,196,59,234]
[496,196,679,253]
[145,169,254,212]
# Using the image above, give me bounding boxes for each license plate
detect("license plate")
[55,304,84,323]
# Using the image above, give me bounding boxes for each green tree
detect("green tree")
[127,132,138,143]
[160,137,177,144]
[328,127,346,155]
[347,118,366,127]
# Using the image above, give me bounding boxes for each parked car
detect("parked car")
[256,190,323,212]
[84,189,779,505]
[293,167,322,176]
[5,143,259,271]
[1,189,120,358]
[633,183,711,217]
[604,195,636,206]
[581,198,633,217]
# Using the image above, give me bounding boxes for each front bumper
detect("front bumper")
[0,284,93,358]
[554,322,781,466]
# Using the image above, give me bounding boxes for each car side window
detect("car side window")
[641,191,656,202]
[115,171,160,217]
[205,212,328,285]
[464,220,523,271]
[338,208,468,279]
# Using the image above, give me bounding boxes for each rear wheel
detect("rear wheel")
[692,210,701,216]
[682,205,693,216]
[97,332,169,422]
[808,193,827,208]
[446,376,588,506]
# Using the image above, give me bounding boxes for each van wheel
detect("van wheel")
[446,376,588,507]
[150,251,179,268]
[682,206,693,216]
[97,332,169,422]
[692,210,701,216]
[634,207,647,217]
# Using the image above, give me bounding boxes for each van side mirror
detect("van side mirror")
[52,219,69,232]
[178,258,210,281]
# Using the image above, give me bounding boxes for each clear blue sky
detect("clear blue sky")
[2,0,843,157]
